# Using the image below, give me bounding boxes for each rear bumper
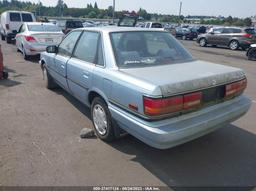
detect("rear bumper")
[24,44,47,55]
[109,95,251,149]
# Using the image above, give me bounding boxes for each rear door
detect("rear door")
[50,30,82,90]
[8,12,22,33]
[67,31,101,105]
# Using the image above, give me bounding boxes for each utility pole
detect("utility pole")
[179,1,182,25]
[38,0,41,17]
[112,0,115,24]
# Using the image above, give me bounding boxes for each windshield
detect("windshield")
[110,31,194,68]
[28,25,62,32]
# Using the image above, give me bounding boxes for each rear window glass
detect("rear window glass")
[110,31,194,68]
[245,28,256,35]
[151,23,162,28]
[28,25,61,32]
[10,13,21,22]
[66,21,83,28]
[22,13,33,22]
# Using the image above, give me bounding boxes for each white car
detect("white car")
[16,22,64,60]
[0,11,36,44]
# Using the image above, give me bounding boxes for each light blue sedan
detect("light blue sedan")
[40,27,251,149]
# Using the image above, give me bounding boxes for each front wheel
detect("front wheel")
[91,97,115,142]
[42,64,58,89]
[1,34,5,41]
[247,48,256,61]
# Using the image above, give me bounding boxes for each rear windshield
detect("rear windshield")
[151,23,162,28]
[10,13,21,22]
[66,21,83,28]
[28,25,62,32]
[245,28,256,35]
[22,13,33,22]
[110,31,194,68]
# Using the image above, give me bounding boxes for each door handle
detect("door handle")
[61,64,65,69]
[82,71,90,79]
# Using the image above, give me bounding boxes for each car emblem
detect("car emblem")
[212,80,217,86]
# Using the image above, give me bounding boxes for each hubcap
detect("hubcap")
[230,41,238,50]
[200,39,206,46]
[93,104,107,136]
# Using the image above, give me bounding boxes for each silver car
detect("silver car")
[40,27,251,149]
[16,22,64,60]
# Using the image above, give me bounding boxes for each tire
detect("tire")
[22,45,29,60]
[6,36,11,44]
[199,38,207,47]
[42,64,58,89]
[247,48,256,61]
[1,34,5,41]
[91,97,116,142]
[229,40,239,50]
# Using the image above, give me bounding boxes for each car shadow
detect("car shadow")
[52,88,91,120]
[109,125,256,189]
[48,88,256,189]
[0,78,22,87]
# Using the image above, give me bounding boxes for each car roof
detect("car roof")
[24,22,56,26]
[73,26,165,33]
[4,10,33,14]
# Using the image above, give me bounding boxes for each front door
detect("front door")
[52,30,82,90]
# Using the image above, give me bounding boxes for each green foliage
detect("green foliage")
[0,0,252,26]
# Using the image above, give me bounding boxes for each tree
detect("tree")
[94,2,98,9]
[137,8,151,20]
[244,18,252,27]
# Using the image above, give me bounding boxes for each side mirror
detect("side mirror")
[210,32,215,35]
[46,45,58,54]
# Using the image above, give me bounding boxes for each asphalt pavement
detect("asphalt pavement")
[0,40,256,189]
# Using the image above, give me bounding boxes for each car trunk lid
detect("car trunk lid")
[120,60,245,97]
[31,32,63,45]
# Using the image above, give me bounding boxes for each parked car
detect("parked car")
[247,44,256,60]
[16,22,64,60]
[0,10,36,43]
[57,20,83,34]
[144,22,163,28]
[175,27,198,40]
[40,27,251,149]
[197,27,256,50]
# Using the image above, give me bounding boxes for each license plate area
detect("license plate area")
[202,85,225,105]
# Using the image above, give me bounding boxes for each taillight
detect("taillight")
[144,96,183,116]
[5,24,9,30]
[183,92,202,110]
[225,78,247,98]
[243,33,253,39]
[144,92,202,116]
[25,36,36,42]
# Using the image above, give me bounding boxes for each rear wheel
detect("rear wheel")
[199,38,207,47]
[229,40,239,50]
[6,36,11,44]
[91,97,115,142]
[22,45,29,60]
[247,48,256,61]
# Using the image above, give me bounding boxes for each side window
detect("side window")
[22,14,33,22]
[223,28,231,33]
[73,31,100,64]
[58,31,81,56]
[10,13,21,22]
[213,28,223,34]
[97,38,104,66]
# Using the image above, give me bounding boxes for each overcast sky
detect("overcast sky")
[24,0,256,18]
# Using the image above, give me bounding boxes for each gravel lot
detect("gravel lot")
[0,39,256,189]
